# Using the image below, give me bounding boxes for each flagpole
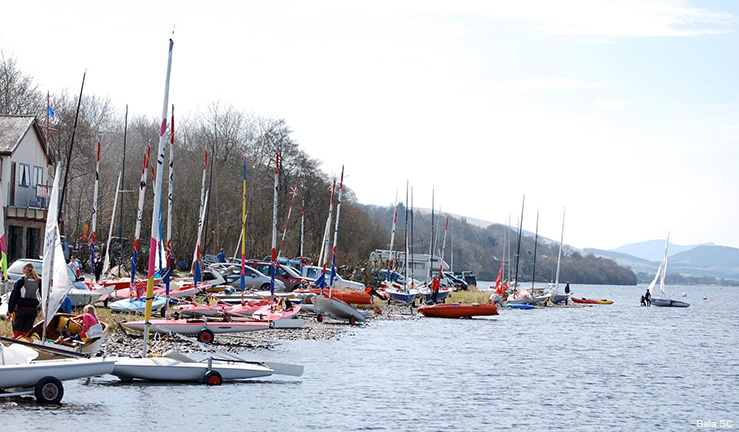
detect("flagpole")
[143,38,174,356]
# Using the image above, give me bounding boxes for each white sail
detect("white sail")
[647,259,662,295]
[658,233,670,295]
[41,163,74,328]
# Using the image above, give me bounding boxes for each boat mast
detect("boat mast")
[318,180,335,266]
[439,215,449,276]
[299,199,305,273]
[386,190,398,282]
[165,104,174,297]
[329,165,344,294]
[554,207,565,293]
[513,195,525,290]
[89,136,101,269]
[269,152,279,296]
[131,141,151,296]
[117,106,128,278]
[427,189,434,285]
[240,156,247,291]
[102,172,122,276]
[143,38,173,355]
[403,181,409,289]
[531,210,539,291]
[59,72,86,230]
[192,146,208,285]
[410,186,414,283]
[277,174,301,258]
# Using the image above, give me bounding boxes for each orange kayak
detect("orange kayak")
[571,297,613,305]
[418,303,499,318]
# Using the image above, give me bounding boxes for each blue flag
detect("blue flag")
[48,106,54,118]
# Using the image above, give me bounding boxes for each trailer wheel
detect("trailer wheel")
[197,329,214,344]
[204,370,222,386]
[316,313,324,323]
[35,376,64,404]
[349,315,357,325]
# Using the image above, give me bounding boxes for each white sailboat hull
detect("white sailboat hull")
[0,358,116,389]
[651,298,690,308]
[111,356,274,382]
[313,295,366,323]
[122,319,270,335]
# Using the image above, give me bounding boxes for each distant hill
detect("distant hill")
[668,246,739,279]
[583,248,658,274]
[612,240,714,262]
[586,244,739,281]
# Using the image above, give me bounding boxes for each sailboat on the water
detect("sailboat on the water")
[649,234,689,308]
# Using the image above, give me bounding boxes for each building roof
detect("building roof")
[0,115,48,157]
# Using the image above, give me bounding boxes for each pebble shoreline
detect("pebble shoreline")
[101,303,420,357]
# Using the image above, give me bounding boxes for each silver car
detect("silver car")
[210,263,287,292]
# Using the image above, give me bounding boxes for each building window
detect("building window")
[34,166,43,186]
[20,164,31,187]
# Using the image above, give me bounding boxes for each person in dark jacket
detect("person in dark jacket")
[94,252,104,282]
[7,263,42,338]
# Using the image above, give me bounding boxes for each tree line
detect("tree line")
[1,52,637,285]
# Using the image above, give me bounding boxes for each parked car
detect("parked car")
[5,258,98,306]
[456,271,477,287]
[301,265,364,290]
[373,269,421,287]
[209,263,287,292]
[443,271,469,290]
[244,260,310,292]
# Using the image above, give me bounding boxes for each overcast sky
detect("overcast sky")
[1,0,738,250]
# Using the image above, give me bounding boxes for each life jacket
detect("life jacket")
[20,278,40,300]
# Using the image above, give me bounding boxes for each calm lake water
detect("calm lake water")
[2,283,737,431]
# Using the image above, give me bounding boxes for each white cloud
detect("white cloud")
[483,77,602,92]
[597,99,630,110]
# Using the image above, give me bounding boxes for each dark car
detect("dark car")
[443,271,469,290]
[245,260,310,292]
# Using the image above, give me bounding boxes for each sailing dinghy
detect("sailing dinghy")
[649,234,689,308]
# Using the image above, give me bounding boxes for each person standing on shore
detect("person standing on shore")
[94,252,104,282]
[68,256,81,278]
[217,249,226,263]
[7,263,42,339]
